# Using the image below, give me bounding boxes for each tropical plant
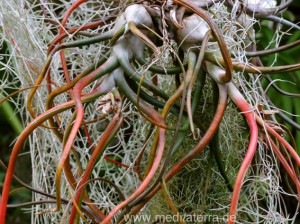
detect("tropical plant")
[0,0,299,223]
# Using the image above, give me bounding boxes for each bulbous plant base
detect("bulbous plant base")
[0,0,299,223]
